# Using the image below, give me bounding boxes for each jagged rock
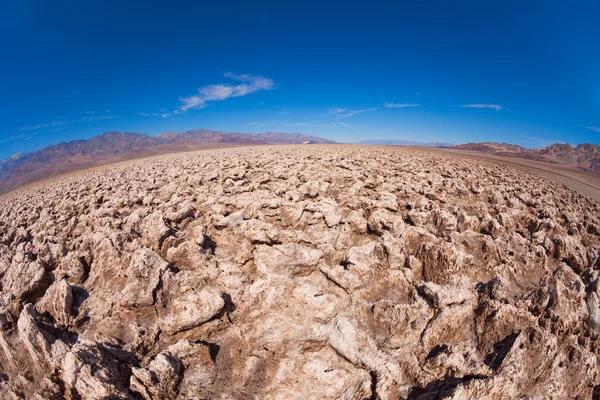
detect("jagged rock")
[36,279,73,327]
[54,250,90,284]
[130,351,183,400]
[17,305,65,372]
[158,284,224,334]
[419,240,466,284]
[62,340,133,399]
[554,235,589,272]
[119,248,169,308]
[2,261,48,304]
[368,208,405,235]
[419,275,475,308]
[434,209,458,235]
[141,211,172,250]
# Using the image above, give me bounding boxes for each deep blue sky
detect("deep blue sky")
[1,0,599,159]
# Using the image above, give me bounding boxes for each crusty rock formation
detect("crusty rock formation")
[0,145,599,399]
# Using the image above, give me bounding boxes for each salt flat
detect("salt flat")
[0,145,599,399]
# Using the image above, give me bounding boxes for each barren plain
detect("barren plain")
[1,145,600,399]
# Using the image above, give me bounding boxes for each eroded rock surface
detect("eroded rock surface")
[0,145,599,399]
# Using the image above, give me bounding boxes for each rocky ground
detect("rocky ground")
[0,145,599,399]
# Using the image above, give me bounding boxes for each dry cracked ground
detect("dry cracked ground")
[1,145,600,399]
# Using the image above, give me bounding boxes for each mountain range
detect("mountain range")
[0,129,335,194]
[452,142,600,172]
[357,139,453,147]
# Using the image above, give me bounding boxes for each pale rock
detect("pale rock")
[130,351,183,400]
[36,278,73,327]
[141,211,172,249]
[120,248,169,308]
[255,243,323,277]
[159,285,224,334]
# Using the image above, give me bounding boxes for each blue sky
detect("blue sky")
[1,0,599,160]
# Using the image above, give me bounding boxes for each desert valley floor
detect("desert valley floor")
[1,145,600,399]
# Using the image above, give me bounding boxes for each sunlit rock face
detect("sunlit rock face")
[0,145,599,399]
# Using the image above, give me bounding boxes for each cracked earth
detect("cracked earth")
[1,145,600,399]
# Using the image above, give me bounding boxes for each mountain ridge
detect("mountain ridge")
[357,139,453,147]
[452,142,600,172]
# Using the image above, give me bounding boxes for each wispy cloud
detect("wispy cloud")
[20,114,117,132]
[460,104,503,111]
[138,111,179,118]
[288,120,329,127]
[329,107,378,118]
[335,121,357,131]
[384,102,419,108]
[20,120,68,132]
[246,120,329,128]
[81,115,116,122]
[1,126,70,145]
[581,125,600,133]
[277,110,288,114]
[179,72,275,112]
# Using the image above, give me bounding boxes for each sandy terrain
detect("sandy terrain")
[0,145,599,399]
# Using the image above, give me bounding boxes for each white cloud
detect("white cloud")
[179,73,275,112]
[460,104,503,111]
[582,125,600,133]
[138,111,175,118]
[278,110,288,114]
[336,121,357,131]
[179,95,206,111]
[329,107,377,118]
[384,102,419,108]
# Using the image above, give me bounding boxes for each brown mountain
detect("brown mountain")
[453,142,600,172]
[0,129,335,194]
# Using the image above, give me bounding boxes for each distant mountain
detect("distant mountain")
[453,142,600,172]
[157,129,334,145]
[0,129,335,194]
[357,139,453,147]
